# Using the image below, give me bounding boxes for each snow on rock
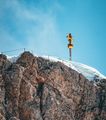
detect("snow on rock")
[7,55,19,63]
[7,54,106,81]
[71,61,106,81]
[42,56,106,81]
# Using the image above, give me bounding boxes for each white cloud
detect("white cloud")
[0,0,63,56]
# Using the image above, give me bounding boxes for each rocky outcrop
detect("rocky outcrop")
[0,52,106,120]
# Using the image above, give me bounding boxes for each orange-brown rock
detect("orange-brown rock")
[0,52,105,120]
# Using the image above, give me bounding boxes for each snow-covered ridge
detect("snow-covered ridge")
[8,55,106,81]
[42,56,106,81]
[7,55,19,63]
[71,61,106,80]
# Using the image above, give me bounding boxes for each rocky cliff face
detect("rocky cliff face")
[0,52,106,120]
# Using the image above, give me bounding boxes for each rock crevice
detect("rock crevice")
[37,82,44,120]
[0,52,105,120]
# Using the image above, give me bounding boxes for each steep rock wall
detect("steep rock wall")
[0,52,106,120]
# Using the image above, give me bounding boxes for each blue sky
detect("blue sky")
[0,0,106,75]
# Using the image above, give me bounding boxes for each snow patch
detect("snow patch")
[7,55,106,81]
[42,56,106,81]
[7,55,19,63]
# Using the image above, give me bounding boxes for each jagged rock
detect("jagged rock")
[16,51,37,68]
[9,117,20,120]
[0,52,105,120]
[0,54,11,74]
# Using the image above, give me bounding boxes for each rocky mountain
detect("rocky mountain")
[0,51,106,120]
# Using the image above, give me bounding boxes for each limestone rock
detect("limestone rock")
[0,52,105,120]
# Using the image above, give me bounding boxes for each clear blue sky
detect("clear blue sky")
[0,0,106,75]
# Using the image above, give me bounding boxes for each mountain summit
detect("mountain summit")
[0,52,106,120]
